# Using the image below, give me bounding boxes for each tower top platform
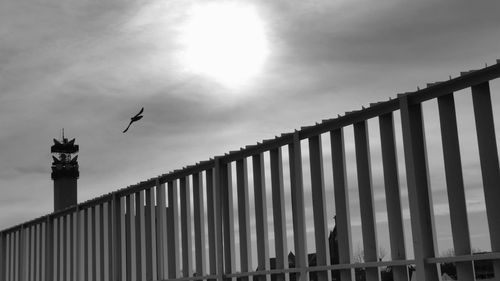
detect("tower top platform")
[51,138,79,154]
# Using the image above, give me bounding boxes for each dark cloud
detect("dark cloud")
[265,0,500,65]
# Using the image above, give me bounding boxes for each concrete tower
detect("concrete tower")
[51,131,79,211]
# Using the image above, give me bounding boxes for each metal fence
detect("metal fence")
[2,60,500,281]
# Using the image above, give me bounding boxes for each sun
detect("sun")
[179,2,269,88]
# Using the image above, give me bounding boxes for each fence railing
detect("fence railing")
[2,60,500,281]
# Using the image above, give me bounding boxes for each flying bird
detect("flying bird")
[123,107,144,133]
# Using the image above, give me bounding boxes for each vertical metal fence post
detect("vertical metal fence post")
[54,221,58,281]
[65,216,70,281]
[30,226,35,281]
[121,197,127,279]
[15,230,19,281]
[75,207,80,281]
[64,215,68,281]
[41,223,46,281]
[353,121,380,281]
[157,179,168,279]
[8,233,11,281]
[37,224,42,281]
[289,132,309,281]
[331,128,354,281]
[309,134,332,281]
[3,232,7,281]
[33,225,37,281]
[105,203,111,281]
[85,209,91,281]
[237,158,253,280]
[60,217,65,281]
[145,187,157,280]
[35,225,39,281]
[45,217,54,281]
[13,232,17,281]
[20,226,26,281]
[32,225,36,281]
[214,157,225,281]
[270,147,289,281]
[379,113,409,281]
[93,207,98,281]
[111,194,122,281]
[70,213,75,281]
[78,210,84,281]
[31,227,35,281]
[253,153,271,281]
[471,82,500,279]
[92,207,97,281]
[29,226,33,281]
[221,161,235,281]
[167,180,180,279]
[437,93,475,281]
[22,227,26,281]
[136,192,146,281]
[207,168,218,281]
[126,194,137,281]
[181,176,193,277]
[0,231,5,281]
[100,204,106,281]
[15,232,19,281]
[399,95,439,281]
[36,225,40,281]
[193,172,207,277]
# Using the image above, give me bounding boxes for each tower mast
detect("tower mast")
[51,132,79,211]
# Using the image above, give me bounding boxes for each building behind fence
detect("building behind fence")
[2,60,500,281]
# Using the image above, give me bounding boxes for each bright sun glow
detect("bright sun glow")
[180,2,269,88]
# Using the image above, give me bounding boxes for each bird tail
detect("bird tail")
[123,123,131,133]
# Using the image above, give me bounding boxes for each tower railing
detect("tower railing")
[2,60,500,281]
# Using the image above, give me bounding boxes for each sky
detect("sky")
[1,0,500,266]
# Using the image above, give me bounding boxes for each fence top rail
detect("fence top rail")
[2,59,500,234]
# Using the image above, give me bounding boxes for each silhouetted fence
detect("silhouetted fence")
[2,60,500,281]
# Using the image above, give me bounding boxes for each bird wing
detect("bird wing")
[134,107,144,118]
[123,120,133,133]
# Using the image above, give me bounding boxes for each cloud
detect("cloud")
[264,0,500,65]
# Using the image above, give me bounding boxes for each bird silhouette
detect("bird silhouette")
[123,107,144,133]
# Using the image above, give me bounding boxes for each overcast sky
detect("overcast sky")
[1,0,500,263]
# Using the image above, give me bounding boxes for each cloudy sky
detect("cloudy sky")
[1,0,500,264]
